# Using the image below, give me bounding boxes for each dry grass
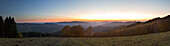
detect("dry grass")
[0,31,170,46]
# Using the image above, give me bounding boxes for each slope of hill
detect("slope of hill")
[0,31,170,46]
[106,15,170,37]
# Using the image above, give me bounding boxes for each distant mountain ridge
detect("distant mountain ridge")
[58,21,88,23]
[17,21,88,25]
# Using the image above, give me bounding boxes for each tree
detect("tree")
[85,26,93,37]
[70,25,85,37]
[0,16,5,37]
[0,16,22,38]
[5,17,19,38]
[61,25,85,37]
[61,25,70,37]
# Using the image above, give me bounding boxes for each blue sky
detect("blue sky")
[0,0,169,22]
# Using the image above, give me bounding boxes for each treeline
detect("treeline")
[61,25,93,37]
[0,16,22,38]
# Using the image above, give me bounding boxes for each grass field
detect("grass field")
[0,31,170,46]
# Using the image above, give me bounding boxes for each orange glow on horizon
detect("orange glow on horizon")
[16,12,168,23]
[16,19,149,23]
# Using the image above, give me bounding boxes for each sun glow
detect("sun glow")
[79,13,152,20]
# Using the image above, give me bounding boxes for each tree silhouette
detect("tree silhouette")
[0,16,5,37]
[0,16,22,38]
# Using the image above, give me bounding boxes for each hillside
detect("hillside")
[104,15,170,37]
[93,22,133,32]
[0,31,170,46]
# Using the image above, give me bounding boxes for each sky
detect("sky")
[0,0,169,23]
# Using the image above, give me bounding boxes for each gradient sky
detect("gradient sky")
[0,0,170,23]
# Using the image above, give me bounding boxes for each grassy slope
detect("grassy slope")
[0,31,170,46]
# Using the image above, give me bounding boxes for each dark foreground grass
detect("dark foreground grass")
[0,31,170,46]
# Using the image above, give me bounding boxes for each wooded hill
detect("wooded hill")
[95,15,170,37]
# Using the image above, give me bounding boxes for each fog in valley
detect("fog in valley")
[17,21,134,33]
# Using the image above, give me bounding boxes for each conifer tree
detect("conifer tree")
[0,16,5,37]
[0,16,23,38]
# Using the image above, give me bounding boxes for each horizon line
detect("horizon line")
[16,19,148,23]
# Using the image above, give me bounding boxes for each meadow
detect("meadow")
[0,31,170,46]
